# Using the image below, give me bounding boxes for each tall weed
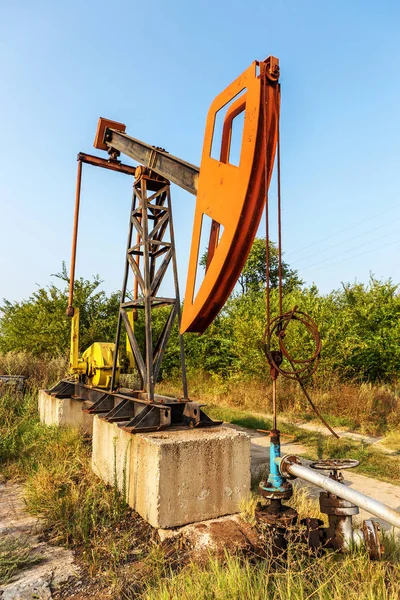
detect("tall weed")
[0,351,67,391]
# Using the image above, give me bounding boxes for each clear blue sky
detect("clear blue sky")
[1,0,400,303]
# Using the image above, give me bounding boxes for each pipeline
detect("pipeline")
[276,455,400,529]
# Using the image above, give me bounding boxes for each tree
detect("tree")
[200,237,303,295]
[239,238,303,294]
[0,263,120,356]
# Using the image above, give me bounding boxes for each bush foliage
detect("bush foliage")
[1,245,400,384]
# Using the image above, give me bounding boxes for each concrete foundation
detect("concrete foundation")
[38,389,93,435]
[91,416,251,529]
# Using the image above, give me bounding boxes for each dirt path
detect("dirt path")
[0,483,79,599]
[236,409,388,446]
[286,419,399,454]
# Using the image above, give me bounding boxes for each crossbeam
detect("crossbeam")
[102,128,199,195]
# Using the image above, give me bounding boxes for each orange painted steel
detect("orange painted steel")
[181,57,280,334]
[94,118,126,151]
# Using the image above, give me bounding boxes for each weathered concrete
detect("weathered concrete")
[91,416,251,529]
[38,389,93,435]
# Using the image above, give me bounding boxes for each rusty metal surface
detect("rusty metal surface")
[49,380,221,433]
[264,309,321,381]
[310,459,360,471]
[362,519,383,560]
[94,118,126,151]
[78,152,137,176]
[300,517,324,551]
[319,492,360,517]
[182,401,204,427]
[66,159,82,316]
[256,500,298,555]
[258,481,293,500]
[101,127,199,195]
[256,503,297,528]
[181,57,280,334]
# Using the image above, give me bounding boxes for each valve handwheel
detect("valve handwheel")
[310,459,360,471]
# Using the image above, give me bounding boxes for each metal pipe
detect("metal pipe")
[272,379,277,430]
[77,152,137,176]
[276,456,400,529]
[67,159,83,316]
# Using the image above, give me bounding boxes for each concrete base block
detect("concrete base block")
[38,389,93,435]
[91,416,251,529]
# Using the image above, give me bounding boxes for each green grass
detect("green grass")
[143,546,400,600]
[206,404,400,485]
[0,535,42,585]
[206,404,274,432]
[0,390,154,581]
[295,411,361,431]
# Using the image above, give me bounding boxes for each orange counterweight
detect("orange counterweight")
[181,57,280,333]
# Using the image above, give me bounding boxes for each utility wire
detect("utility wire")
[302,237,400,276]
[295,228,400,272]
[286,202,400,259]
[262,73,337,439]
[291,215,400,266]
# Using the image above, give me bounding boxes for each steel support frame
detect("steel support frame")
[62,155,220,432]
[110,170,188,403]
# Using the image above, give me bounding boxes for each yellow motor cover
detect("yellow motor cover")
[81,342,119,388]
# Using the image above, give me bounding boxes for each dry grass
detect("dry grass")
[22,425,155,577]
[381,431,400,453]
[0,351,68,391]
[158,371,400,436]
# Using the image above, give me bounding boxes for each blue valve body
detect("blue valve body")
[259,429,288,494]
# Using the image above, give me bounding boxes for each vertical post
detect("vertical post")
[67,158,82,316]
[127,226,141,370]
[69,308,80,371]
[140,178,155,401]
[126,311,135,369]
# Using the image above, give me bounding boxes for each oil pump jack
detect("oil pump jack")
[47,56,400,555]
[50,56,281,433]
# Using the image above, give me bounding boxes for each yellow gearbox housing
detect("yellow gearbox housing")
[69,309,119,389]
[81,342,119,388]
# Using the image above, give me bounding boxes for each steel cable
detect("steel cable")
[262,75,338,438]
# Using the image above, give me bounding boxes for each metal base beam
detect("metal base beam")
[48,380,221,434]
